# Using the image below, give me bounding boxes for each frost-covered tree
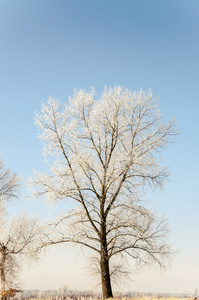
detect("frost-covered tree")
[0,214,43,295]
[0,159,44,297]
[0,159,20,204]
[31,86,177,299]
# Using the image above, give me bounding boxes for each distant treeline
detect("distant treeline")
[12,289,194,300]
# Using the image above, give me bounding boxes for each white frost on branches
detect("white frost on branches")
[31,86,177,286]
[0,158,45,292]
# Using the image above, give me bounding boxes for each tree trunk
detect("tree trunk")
[0,246,6,300]
[100,203,113,299]
[0,265,5,294]
[100,250,113,299]
[100,218,113,300]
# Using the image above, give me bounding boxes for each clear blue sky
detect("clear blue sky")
[0,0,199,294]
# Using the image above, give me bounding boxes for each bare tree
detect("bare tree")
[31,86,177,299]
[0,159,44,298]
[0,159,20,203]
[0,213,44,297]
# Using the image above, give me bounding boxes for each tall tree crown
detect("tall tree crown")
[34,87,176,204]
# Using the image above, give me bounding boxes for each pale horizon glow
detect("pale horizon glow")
[0,0,199,295]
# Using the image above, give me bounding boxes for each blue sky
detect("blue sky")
[0,0,199,294]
